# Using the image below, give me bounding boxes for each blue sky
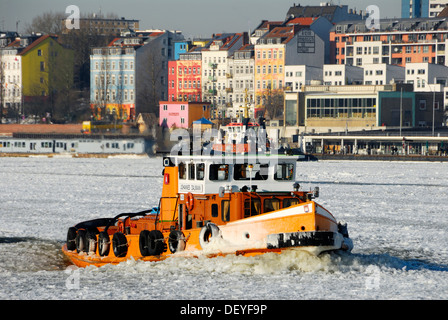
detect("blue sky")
[1,0,401,38]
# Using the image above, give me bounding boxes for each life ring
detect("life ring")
[186,192,194,211]
[112,232,128,257]
[75,229,87,253]
[199,223,221,249]
[139,230,165,256]
[98,231,110,257]
[66,227,77,251]
[168,230,186,254]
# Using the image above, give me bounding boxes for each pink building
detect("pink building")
[159,101,211,129]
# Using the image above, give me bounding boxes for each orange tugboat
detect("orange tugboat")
[62,153,353,268]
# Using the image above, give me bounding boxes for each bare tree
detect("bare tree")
[263,86,284,120]
[92,50,111,120]
[24,11,65,35]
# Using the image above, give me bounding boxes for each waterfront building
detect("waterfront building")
[363,64,406,85]
[201,33,247,118]
[404,62,448,91]
[283,83,445,135]
[284,65,322,92]
[226,44,255,118]
[159,101,210,129]
[254,25,324,115]
[168,50,202,102]
[1,34,73,118]
[1,41,24,116]
[323,64,363,86]
[90,30,183,121]
[330,17,448,67]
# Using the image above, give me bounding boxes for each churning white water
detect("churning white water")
[1,156,448,301]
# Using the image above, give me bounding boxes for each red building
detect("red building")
[168,51,202,102]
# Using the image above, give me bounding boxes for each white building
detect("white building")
[349,40,383,66]
[201,33,246,117]
[405,62,448,92]
[227,44,255,118]
[429,0,448,17]
[323,64,363,86]
[90,29,183,119]
[285,65,323,92]
[0,47,23,116]
[363,63,405,85]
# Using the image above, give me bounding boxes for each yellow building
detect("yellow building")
[254,27,293,116]
[19,34,74,103]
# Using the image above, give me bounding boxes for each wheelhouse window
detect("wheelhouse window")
[233,163,269,180]
[209,164,229,181]
[274,163,295,181]
[196,163,205,180]
[283,198,299,208]
[264,198,280,213]
[188,163,195,180]
[178,162,186,180]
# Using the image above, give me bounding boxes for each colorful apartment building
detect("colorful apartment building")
[174,40,192,60]
[90,30,184,121]
[201,33,247,118]
[1,34,74,117]
[330,18,448,67]
[227,44,255,118]
[159,101,210,129]
[167,51,202,102]
[254,25,324,113]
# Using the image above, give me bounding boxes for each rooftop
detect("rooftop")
[332,17,448,33]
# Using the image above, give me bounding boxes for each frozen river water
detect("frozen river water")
[0,155,447,301]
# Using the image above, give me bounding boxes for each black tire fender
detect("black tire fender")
[168,230,186,254]
[86,230,98,254]
[139,230,151,256]
[98,231,110,257]
[75,229,87,253]
[112,232,128,258]
[199,223,221,249]
[66,227,77,251]
[147,230,165,256]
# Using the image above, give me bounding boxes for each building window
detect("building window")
[40,61,45,71]
[37,49,42,56]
